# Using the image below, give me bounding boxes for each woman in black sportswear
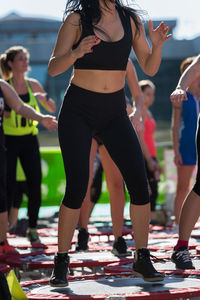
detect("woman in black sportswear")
[0,79,57,255]
[76,59,152,256]
[48,0,172,286]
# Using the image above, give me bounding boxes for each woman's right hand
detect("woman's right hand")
[174,152,183,166]
[72,35,100,59]
[40,115,58,131]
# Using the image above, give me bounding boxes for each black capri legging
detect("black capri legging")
[145,157,158,212]
[5,134,42,228]
[58,84,150,209]
[91,152,103,204]
[193,116,200,195]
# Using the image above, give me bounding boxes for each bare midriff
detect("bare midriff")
[71,69,126,93]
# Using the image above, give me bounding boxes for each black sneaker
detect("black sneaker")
[111,236,131,257]
[133,248,164,282]
[50,253,70,287]
[26,228,40,243]
[171,246,195,270]
[75,228,89,251]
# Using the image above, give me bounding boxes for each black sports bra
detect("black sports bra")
[72,7,133,71]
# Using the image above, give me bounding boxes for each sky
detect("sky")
[1,0,200,40]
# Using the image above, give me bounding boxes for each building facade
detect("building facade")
[0,12,200,125]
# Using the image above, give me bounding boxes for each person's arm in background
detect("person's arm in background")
[171,102,183,166]
[137,124,158,172]
[126,59,157,171]
[29,78,56,113]
[126,59,143,132]
[1,80,57,131]
[171,54,200,102]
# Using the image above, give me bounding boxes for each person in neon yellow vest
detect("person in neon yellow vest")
[0,46,56,243]
[0,78,57,255]
[8,159,28,232]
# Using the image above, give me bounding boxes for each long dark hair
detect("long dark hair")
[63,0,142,34]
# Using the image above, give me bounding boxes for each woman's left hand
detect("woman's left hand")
[170,88,188,103]
[149,20,172,47]
[129,110,143,132]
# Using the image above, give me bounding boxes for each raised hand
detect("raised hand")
[72,35,101,59]
[148,20,172,48]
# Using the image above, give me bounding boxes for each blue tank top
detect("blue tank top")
[73,7,132,71]
[179,91,200,164]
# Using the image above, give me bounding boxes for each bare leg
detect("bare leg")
[0,211,19,255]
[179,190,200,241]
[99,145,125,241]
[0,212,8,242]
[8,207,19,229]
[130,203,150,249]
[58,204,80,252]
[88,196,96,217]
[174,165,195,224]
[78,139,98,230]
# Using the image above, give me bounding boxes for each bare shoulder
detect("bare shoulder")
[60,12,81,43]
[27,78,43,92]
[27,77,39,87]
[63,12,81,27]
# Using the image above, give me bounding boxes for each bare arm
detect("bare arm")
[177,55,200,90]
[126,59,143,132]
[136,126,157,171]
[125,60,156,170]
[126,59,143,110]
[48,13,100,77]
[171,55,200,102]
[0,80,57,130]
[171,102,183,165]
[131,18,172,76]
[28,78,56,113]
